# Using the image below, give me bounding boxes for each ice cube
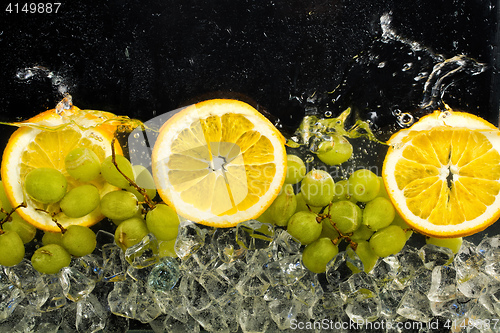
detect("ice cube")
[211,227,247,263]
[147,257,180,294]
[59,266,96,302]
[174,222,205,260]
[237,297,271,333]
[418,243,454,270]
[427,265,457,302]
[76,294,107,332]
[325,249,363,291]
[124,233,160,268]
[102,243,127,283]
[396,288,432,322]
[262,254,307,286]
[37,274,66,312]
[236,220,275,250]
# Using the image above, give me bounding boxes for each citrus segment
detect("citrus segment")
[1,106,122,232]
[383,110,500,237]
[152,99,287,228]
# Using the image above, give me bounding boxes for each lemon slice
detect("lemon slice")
[1,106,122,232]
[152,99,287,228]
[382,110,500,237]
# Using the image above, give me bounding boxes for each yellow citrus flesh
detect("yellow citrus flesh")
[383,110,500,237]
[1,107,122,232]
[152,99,287,228]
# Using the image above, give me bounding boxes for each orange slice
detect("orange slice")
[1,105,122,232]
[151,99,287,228]
[382,110,500,237]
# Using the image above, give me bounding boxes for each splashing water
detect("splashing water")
[0,94,144,134]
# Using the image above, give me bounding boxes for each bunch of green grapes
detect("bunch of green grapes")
[1,147,181,273]
[256,150,430,275]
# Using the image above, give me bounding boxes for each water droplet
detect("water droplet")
[324,110,333,117]
[378,61,387,68]
[133,132,140,139]
[392,109,402,116]
[414,72,428,81]
[305,154,314,163]
[16,69,33,80]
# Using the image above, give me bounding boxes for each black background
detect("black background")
[0,0,498,129]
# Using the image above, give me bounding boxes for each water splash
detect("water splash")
[288,108,385,151]
[15,65,70,95]
[420,55,488,112]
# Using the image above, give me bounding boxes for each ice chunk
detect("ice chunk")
[76,294,107,332]
[102,244,127,283]
[237,297,271,333]
[262,254,307,286]
[236,220,275,250]
[427,265,457,302]
[396,288,432,322]
[59,267,96,302]
[174,222,205,260]
[211,227,247,263]
[147,257,180,294]
[124,233,160,268]
[325,249,363,291]
[418,243,454,270]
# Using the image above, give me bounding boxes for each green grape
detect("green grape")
[350,241,379,273]
[267,184,297,227]
[319,218,340,240]
[376,176,390,199]
[24,168,67,204]
[60,184,100,218]
[127,165,157,201]
[286,211,322,245]
[285,154,307,184]
[100,190,139,221]
[42,231,63,246]
[295,192,323,214]
[347,169,380,202]
[256,207,274,224]
[362,197,395,231]
[159,239,178,258]
[114,217,149,251]
[61,225,97,257]
[332,180,357,203]
[145,204,180,241]
[426,237,463,254]
[31,244,71,274]
[65,147,101,182]
[391,213,413,240]
[316,134,353,165]
[302,237,339,273]
[328,200,362,234]
[301,169,335,207]
[349,224,374,242]
[369,225,406,257]
[101,155,135,189]
[0,230,25,266]
[2,212,36,243]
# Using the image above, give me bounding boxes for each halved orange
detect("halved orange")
[382,110,500,237]
[151,99,287,228]
[1,105,122,232]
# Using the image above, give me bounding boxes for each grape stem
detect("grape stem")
[0,202,28,232]
[54,220,66,234]
[110,136,155,209]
